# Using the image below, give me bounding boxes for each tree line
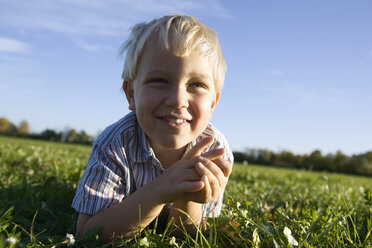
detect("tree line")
[233,148,372,176]
[0,117,93,145]
[1,117,371,176]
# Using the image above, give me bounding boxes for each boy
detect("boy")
[72,14,233,242]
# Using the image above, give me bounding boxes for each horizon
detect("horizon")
[1,116,371,157]
[1,0,371,156]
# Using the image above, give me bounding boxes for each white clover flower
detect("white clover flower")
[321,184,329,192]
[169,236,179,247]
[6,236,18,245]
[359,186,365,194]
[283,227,298,246]
[65,233,75,246]
[240,209,248,218]
[138,237,150,247]
[345,187,353,195]
[273,239,280,248]
[252,228,260,248]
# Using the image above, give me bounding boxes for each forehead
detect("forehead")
[137,39,213,79]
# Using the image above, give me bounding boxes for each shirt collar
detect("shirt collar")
[128,114,155,163]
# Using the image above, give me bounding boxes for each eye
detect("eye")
[188,82,208,89]
[144,78,169,89]
[145,78,168,84]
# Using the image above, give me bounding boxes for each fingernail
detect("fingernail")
[216,148,225,153]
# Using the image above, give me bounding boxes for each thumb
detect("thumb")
[179,181,205,193]
[184,136,214,159]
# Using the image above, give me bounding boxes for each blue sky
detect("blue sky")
[1,0,371,155]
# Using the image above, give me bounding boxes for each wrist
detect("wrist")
[146,177,168,205]
[172,198,203,219]
[173,196,194,207]
[169,199,204,231]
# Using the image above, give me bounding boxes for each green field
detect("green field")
[0,136,371,247]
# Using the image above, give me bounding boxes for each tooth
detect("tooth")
[168,118,185,124]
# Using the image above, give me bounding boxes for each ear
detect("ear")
[211,91,220,111]
[123,80,136,111]
[208,91,220,121]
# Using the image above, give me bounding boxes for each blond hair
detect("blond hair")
[120,14,226,91]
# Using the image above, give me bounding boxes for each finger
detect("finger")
[195,161,223,188]
[184,136,214,159]
[212,158,232,178]
[195,158,225,186]
[179,181,204,193]
[194,162,207,176]
[203,174,222,201]
[202,175,212,201]
[202,147,225,160]
[181,167,202,181]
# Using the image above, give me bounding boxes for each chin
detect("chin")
[160,139,190,151]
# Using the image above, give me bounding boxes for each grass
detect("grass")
[0,136,371,247]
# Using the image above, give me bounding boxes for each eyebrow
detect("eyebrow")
[189,72,212,81]
[145,70,212,81]
[144,70,165,76]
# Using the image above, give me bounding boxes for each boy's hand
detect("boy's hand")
[184,143,232,203]
[155,136,228,204]
[180,135,232,204]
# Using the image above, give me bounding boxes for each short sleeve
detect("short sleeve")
[201,125,234,218]
[71,142,129,215]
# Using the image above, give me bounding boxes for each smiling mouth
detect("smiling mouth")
[167,118,189,124]
[160,116,191,127]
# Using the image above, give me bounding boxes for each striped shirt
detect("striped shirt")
[72,111,233,218]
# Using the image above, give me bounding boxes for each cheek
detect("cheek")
[134,88,159,108]
[192,97,215,120]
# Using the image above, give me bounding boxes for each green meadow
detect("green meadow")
[0,136,371,247]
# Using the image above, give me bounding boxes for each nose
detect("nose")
[165,84,189,108]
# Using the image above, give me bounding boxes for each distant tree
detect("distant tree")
[293,155,304,169]
[55,132,62,141]
[245,148,258,161]
[41,129,56,140]
[8,123,18,136]
[365,151,372,163]
[358,152,372,175]
[0,117,10,133]
[231,148,372,176]
[18,120,30,136]
[272,150,295,167]
[321,154,334,171]
[301,154,310,169]
[306,150,322,171]
[281,151,295,164]
[332,150,349,172]
[233,152,251,164]
[257,149,273,165]
[67,129,78,143]
[77,130,91,144]
[41,129,62,141]
[348,155,366,175]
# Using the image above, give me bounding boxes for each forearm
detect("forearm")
[81,180,165,243]
[167,198,205,237]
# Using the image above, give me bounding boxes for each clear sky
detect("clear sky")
[1,0,371,155]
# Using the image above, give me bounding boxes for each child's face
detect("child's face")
[124,39,220,154]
